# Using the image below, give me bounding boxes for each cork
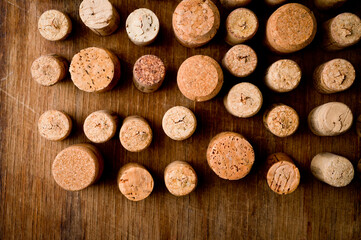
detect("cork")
[31,54,68,86]
[52,144,104,191]
[308,102,353,136]
[172,0,220,48]
[263,104,299,137]
[177,55,223,102]
[117,163,154,201]
[311,152,354,187]
[162,106,197,141]
[79,0,120,36]
[225,8,258,45]
[126,8,160,46]
[223,82,263,118]
[315,0,347,10]
[83,110,118,143]
[265,3,317,54]
[38,110,72,141]
[119,116,152,152]
[38,10,72,41]
[266,153,300,195]
[222,44,257,78]
[133,55,165,93]
[322,13,361,51]
[69,47,121,93]
[220,0,252,8]
[207,132,255,180]
[265,59,302,93]
[164,161,197,196]
[265,0,287,6]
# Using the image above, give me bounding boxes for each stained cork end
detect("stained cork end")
[263,104,299,137]
[164,161,197,196]
[38,110,72,141]
[222,44,257,77]
[38,10,72,41]
[83,110,118,143]
[31,54,68,86]
[119,116,152,152]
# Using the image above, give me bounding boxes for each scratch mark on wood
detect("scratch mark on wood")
[0,88,37,114]
[1,72,14,81]
[6,1,27,12]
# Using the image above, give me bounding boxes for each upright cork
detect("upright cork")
[38,110,72,141]
[83,110,118,143]
[207,132,255,180]
[222,44,257,77]
[263,104,299,137]
[31,54,68,86]
[119,116,152,152]
[315,0,347,10]
[164,161,197,196]
[265,0,287,6]
[220,0,252,8]
[38,10,72,41]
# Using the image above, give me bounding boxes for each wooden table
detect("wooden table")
[1,0,360,239]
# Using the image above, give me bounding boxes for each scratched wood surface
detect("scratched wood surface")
[1,0,361,239]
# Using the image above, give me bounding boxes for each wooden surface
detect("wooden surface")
[1,0,361,239]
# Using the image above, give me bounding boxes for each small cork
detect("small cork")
[315,0,347,10]
[207,132,255,180]
[38,10,72,41]
[265,3,317,54]
[164,161,197,196]
[224,82,263,118]
[265,59,302,93]
[222,44,257,78]
[177,55,223,102]
[162,106,197,141]
[266,153,300,195]
[38,110,72,141]
[263,104,299,137]
[311,152,354,187]
[83,110,118,143]
[133,55,165,93]
[308,102,353,136]
[79,0,120,36]
[356,115,361,138]
[119,116,152,152]
[52,144,104,191]
[117,163,154,201]
[172,0,220,48]
[69,47,121,93]
[265,0,287,6]
[220,0,252,8]
[31,54,68,86]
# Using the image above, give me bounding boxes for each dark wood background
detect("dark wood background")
[1,0,361,239]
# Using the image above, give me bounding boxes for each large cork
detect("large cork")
[265,0,287,6]
[164,161,197,196]
[222,44,257,78]
[315,0,347,10]
[31,54,68,86]
[119,116,152,152]
[83,110,118,143]
[38,10,72,41]
[220,0,252,8]
[38,110,72,141]
[263,104,299,137]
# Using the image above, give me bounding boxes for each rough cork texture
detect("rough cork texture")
[83,110,118,143]
[31,54,68,86]
[38,110,72,141]
[177,55,223,102]
[70,47,121,93]
[207,132,255,180]
[119,116,152,152]
[222,44,257,77]
[265,0,287,6]
[172,0,220,48]
[315,0,347,10]
[356,115,361,138]
[263,104,299,137]
[220,0,252,8]
[38,10,72,41]
[164,161,197,196]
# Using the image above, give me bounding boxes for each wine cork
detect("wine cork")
[222,44,257,78]
[83,110,118,143]
[225,8,258,45]
[38,110,72,141]
[69,47,121,93]
[117,163,154,201]
[265,0,287,6]
[265,59,302,93]
[133,55,165,93]
[162,106,197,141]
[311,152,354,187]
[52,144,104,191]
[308,102,353,136]
[322,13,361,51]
[263,104,299,137]
[79,0,120,36]
[207,132,255,180]
[126,8,160,46]
[223,82,263,118]
[38,10,72,41]
[220,0,252,8]
[315,0,347,10]
[265,3,317,54]
[164,161,197,196]
[119,116,152,152]
[266,153,300,195]
[172,0,220,48]
[31,54,68,86]
[177,55,223,102]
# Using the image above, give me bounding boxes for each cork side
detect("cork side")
[319,102,353,136]
[265,59,301,92]
[164,161,198,196]
[38,10,72,41]
[38,110,72,141]
[222,44,257,77]
[84,110,118,143]
[263,104,299,137]
[31,55,68,86]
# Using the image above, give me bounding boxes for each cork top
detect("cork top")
[38,110,72,141]
[119,116,152,152]
[133,55,165,86]
[226,8,258,41]
[164,161,197,196]
[223,44,257,77]
[264,104,299,137]
[79,0,114,29]
[126,8,159,44]
[320,59,355,92]
[31,55,65,86]
[265,59,301,92]
[83,110,117,143]
[329,13,361,47]
[38,10,71,41]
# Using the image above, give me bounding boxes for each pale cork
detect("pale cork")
[315,0,347,10]
[83,110,118,143]
[119,116,152,152]
[38,10,72,41]
[31,54,68,86]
[38,110,72,141]
[222,44,257,77]
[263,104,299,137]
[164,161,197,196]
[220,0,252,8]
[265,0,287,6]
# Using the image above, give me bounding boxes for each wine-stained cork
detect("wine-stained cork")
[70,47,121,93]
[83,110,118,143]
[117,163,154,201]
[315,0,347,10]
[224,82,263,118]
[265,3,317,54]
[119,116,152,152]
[222,44,257,77]
[220,0,252,8]
[207,132,255,180]
[311,152,354,187]
[38,110,72,141]
[31,54,68,86]
[79,0,120,36]
[308,102,353,136]
[164,161,197,196]
[52,144,104,191]
[172,0,220,48]
[133,55,165,93]
[177,55,223,102]
[265,0,287,6]
[263,104,299,137]
[265,59,301,93]
[38,10,72,41]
